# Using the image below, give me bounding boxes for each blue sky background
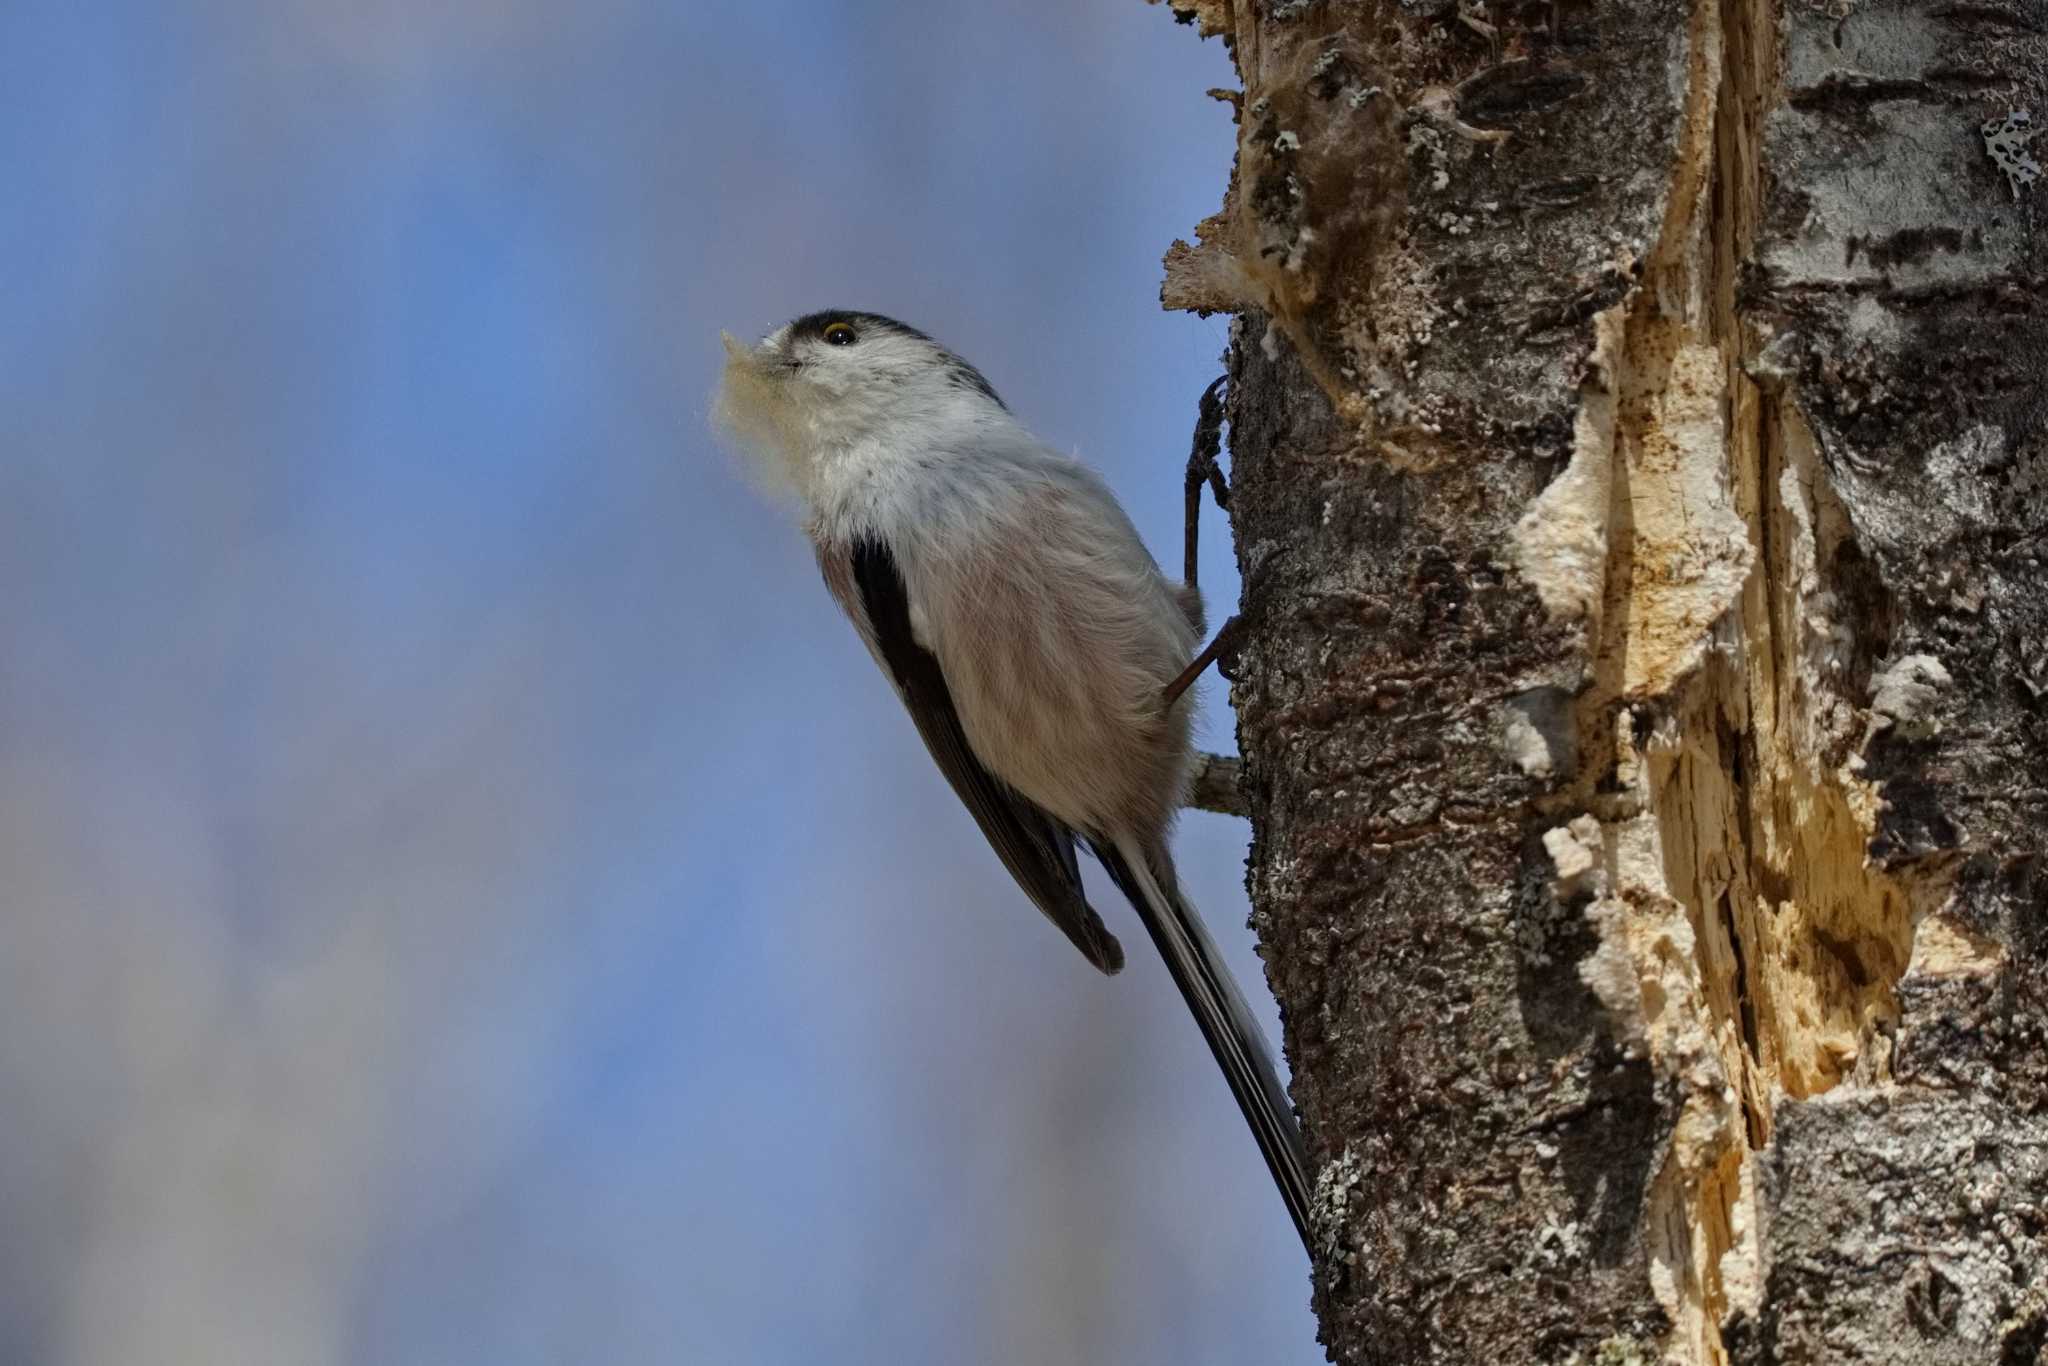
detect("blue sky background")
[0,2,1319,1361]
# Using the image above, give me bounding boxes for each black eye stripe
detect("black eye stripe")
[779,310,1007,409]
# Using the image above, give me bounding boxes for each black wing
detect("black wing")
[846,538,1124,975]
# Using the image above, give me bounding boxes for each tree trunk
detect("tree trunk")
[1150,0,2047,1361]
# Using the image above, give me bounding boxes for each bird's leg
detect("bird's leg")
[1162,614,1243,709]
[1182,376,1231,591]
[1168,376,1239,709]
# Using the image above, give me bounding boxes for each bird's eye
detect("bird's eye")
[821,322,858,346]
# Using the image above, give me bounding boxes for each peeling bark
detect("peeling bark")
[1149,0,2045,1361]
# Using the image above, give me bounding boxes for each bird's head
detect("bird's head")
[714,310,1006,499]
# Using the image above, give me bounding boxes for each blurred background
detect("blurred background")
[0,2,1317,1362]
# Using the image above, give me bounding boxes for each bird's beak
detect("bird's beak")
[720,330,799,376]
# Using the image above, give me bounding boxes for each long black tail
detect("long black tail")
[1095,834,1312,1251]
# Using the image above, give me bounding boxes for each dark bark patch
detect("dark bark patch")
[1787,73,1943,113]
[1864,740,1966,867]
[1904,1262,1966,1337]
[1554,1057,1662,1265]
[1845,225,1967,271]
[1458,63,1592,121]
[1930,2,2044,33]
[1999,1298,2048,1365]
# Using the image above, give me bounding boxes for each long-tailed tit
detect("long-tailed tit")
[714,310,1310,1248]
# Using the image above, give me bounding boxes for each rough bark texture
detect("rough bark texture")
[1150,0,2045,1361]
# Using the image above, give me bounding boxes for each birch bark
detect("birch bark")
[1151,0,2047,1360]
